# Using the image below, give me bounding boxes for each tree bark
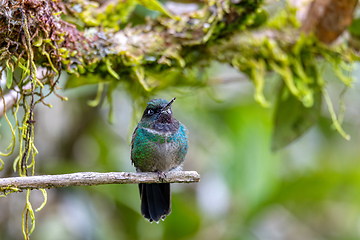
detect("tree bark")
[301,0,358,43]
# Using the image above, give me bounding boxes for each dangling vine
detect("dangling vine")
[0,1,72,238]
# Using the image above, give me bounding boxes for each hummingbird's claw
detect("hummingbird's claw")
[157,171,166,182]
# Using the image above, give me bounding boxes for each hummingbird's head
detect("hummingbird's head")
[141,98,176,124]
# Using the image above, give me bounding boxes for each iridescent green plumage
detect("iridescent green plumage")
[131,98,188,222]
[131,98,188,172]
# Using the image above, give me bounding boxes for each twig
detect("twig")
[0,171,200,190]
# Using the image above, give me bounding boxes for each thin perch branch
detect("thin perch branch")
[0,171,200,190]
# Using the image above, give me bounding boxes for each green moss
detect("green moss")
[267,4,300,29]
[215,29,357,139]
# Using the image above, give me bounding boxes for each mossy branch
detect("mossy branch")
[0,171,200,191]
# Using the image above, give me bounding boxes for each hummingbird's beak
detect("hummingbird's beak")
[162,97,176,112]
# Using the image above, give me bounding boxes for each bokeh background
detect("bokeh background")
[1,61,360,240]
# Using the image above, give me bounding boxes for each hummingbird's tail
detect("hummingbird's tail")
[138,183,171,222]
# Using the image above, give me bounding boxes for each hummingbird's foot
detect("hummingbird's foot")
[157,171,166,182]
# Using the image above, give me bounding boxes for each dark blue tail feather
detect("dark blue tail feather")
[139,183,171,222]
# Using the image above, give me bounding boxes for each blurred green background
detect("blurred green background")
[1,61,360,240]
[1,0,360,238]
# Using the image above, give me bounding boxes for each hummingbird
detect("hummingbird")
[131,97,188,222]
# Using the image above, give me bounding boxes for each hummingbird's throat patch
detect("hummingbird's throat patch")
[157,111,174,123]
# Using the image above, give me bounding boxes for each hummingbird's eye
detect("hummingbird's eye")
[147,109,154,115]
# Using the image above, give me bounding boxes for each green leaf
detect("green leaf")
[6,65,13,89]
[135,0,176,19]
[272,83,322,151]
[251,9,268,28]
[349,18,360,37]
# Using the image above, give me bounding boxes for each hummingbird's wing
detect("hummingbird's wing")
[130,126,139,165]
[131,126,138,148]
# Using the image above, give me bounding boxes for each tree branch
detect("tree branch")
[301,0,358,43]
[0,171,200,190]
